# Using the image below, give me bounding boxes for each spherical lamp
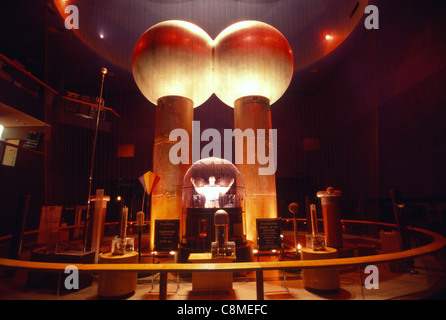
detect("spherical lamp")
[214,20,294,108]
[132,20,213,108]
[214,21,293,246]
[132,21,213,250]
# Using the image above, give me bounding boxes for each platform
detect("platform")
[188,252,236,292]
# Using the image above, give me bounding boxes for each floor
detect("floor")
[1,252,445,300]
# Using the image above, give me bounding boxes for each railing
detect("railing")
[1,220,445,300]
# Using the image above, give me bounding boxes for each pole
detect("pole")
[288,202,299,256]
[83,67,107,252]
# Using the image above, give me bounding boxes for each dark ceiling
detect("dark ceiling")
[2,0,446,204]
[0,0,385,99]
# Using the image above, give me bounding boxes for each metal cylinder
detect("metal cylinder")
[215,209,229,247]
[317,187,343,248]
[234,96,277,246]
[150,96,193,250]
[310,204,318,236]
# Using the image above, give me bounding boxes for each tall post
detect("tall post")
[150,96,193,250]
[132,21,213,251]
[83,67,107,252]
[234,96,277,246]
[214,21,294,247]
[91,189,104,263]
[288,202,299,255]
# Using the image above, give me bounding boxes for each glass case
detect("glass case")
[180,157,246,256]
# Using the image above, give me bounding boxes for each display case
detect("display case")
[179,157,249,261]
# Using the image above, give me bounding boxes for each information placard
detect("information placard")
[256,218,282,250]
[154,219,180,251]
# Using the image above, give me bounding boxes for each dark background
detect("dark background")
[1,0,445,236]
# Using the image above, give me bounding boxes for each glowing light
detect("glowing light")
[253,249,258,254]
[325,34,333,40]
[0,124,4,139]
[116,195,122,201]
[169,251,176,255]
[99,33,104,39]
[297,243,302,250]
[132,20,213,107]
[214,21,294,107]
[191,176,234,208]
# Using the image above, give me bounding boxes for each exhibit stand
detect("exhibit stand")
[98,251,138,298]
[301,247,340,293]
[188,253,235,292]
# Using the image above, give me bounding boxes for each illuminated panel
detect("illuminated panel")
[191,176,235,208]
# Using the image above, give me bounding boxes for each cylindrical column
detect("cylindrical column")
[98,252,138,298]
[214,210,229,246]
[310,204,318,236]
[234,96,277,246]
[288,202,299,255]
[301,247,340,292]
[132,21,213,251]
[317,187,343,248]
[150,96,193,250]
[214,21,293,247]
[120,206,128,239]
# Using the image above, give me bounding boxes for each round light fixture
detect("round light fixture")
[132,20,213,108]
[213,21,294,108]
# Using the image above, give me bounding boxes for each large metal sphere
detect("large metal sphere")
[132,20,213,107]
[214,21,294,108]
[214,21,293,107]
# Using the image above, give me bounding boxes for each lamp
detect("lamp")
[214,21,294,245]
[132,21,213,250]
[132,20,213,107]
[214,21,293,108]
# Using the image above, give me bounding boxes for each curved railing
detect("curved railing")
[1,220,445,299]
